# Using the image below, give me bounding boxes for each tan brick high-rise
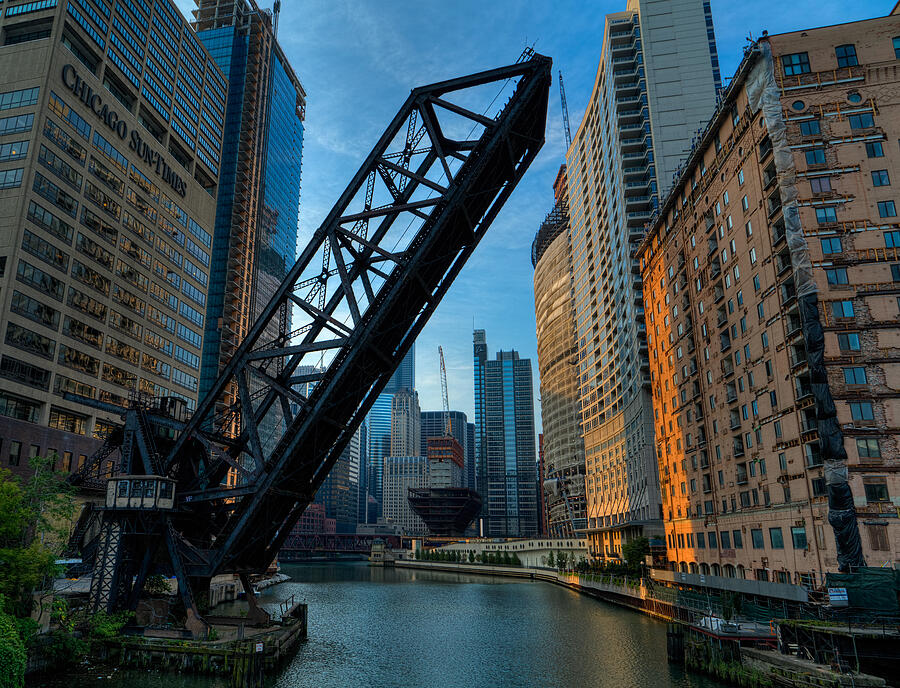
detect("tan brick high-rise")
[639,11,900,586]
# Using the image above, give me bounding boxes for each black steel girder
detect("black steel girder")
[152,54,552,577]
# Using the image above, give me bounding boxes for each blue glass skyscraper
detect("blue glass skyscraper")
[473,330,538,537]
[194,0,305,403]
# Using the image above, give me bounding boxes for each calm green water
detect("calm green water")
[31,562,727,688]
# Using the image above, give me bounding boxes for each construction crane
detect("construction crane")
[66,54,552,635]
[558,69,572,149]
[438,345,451,437]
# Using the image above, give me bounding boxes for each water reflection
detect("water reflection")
[30,562,727,688]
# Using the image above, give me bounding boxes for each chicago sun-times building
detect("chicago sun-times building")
[0,0,224,476]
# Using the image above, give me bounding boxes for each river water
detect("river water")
[31,562,728,688]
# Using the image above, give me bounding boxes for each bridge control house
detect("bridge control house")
[0,0,224,475]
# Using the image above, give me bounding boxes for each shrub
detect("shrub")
[0,607,25,688]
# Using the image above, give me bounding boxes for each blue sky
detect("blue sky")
[176,0,888,427]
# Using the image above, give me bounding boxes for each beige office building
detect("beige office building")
[639,11,900,585]
[0,0,223,476]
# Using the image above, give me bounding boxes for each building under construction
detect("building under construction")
[532,166,587,537]
[193,0,306,457]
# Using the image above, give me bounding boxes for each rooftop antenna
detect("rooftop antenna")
[559,70,572,149]
[273,0,281,37]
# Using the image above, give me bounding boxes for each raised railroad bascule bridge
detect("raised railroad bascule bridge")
[64,53,552,636]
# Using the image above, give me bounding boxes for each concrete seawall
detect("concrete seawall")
[394,560,683,622]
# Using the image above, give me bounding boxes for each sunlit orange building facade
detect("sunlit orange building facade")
[639,12,900,586]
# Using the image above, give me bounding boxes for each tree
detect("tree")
[511,553,521,567]
[557,551,568,571]
[546,550,555,569]
[622,536,651,570]
[0,456,74,618]
[469,551,475,564]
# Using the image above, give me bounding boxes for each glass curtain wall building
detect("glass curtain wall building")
[473,329,538,537]
[0,0,223,475]
[532,166,587,537]
[566,0,720,559]
[193,0,305,456]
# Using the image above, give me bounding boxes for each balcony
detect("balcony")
[759,137,773,161]
[762,163,777,189]
[767,193,782,219]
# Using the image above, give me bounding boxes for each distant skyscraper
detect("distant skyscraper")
[384,345,415,395]
[466,423,476,492]
[473,330,538,537]
[382,455,429,535]
[315,428,361,533]
[365,393,392,517]
[391,388,421,457]
[362,343,416,519]
[195,0,306,403]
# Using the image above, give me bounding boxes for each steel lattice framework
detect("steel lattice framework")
[75,54,551,623]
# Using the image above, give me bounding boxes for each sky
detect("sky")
[176,0,888,428]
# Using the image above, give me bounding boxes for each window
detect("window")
[820,237,841,254]
[856,438,881,459]
[721,531,731,550]
[769,527,784,549]
[799,119,820,136]
[708,532,717,549]
[864,480,889,503]
[849,401,874,421]
[872,170,890,187]
[696,532,705,549]
[751,529,764,549]
[843,366,867,385]
[48,407,87,435]
[878,200,897,218]
[866,141,884,158]
[782,52,810,75]
[0,113,34,136]
[7,440,22,466]
[0,168,24,189]
[810,176,832,193]
[835,44,858,67]
[831,300,854,318]
[816,206,838,223]
[805,148,826,165]
[848,113,874,129]
[887,230,900,248]
[825,268,848,285]
[791,526,807,550]
[867,523,890,551]
[838,333,861,351]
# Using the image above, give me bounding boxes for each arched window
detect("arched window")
[711,563,721,577]
[724,564,736,578]
[689,562,699,574]
[737,564,746,579]
[700,563,710,575]
[679,561,688,573]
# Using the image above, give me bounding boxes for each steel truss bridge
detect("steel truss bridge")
[68,53,552,633]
